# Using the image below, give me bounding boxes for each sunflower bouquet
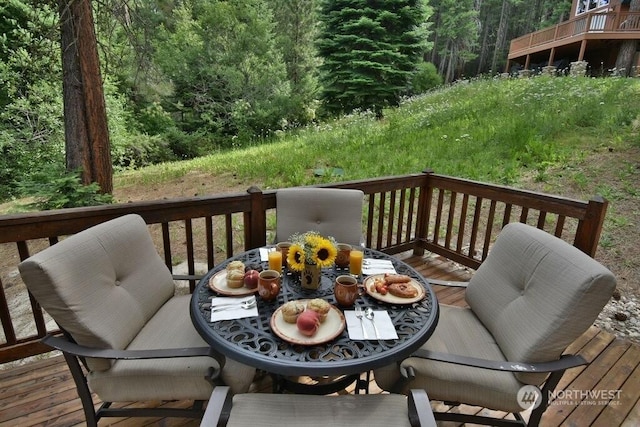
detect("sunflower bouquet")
[286,231,338,272]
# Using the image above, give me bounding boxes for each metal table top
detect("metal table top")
[190,247,439,377]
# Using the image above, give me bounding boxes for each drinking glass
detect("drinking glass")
[349,250,363,276]
[268,250,283,271]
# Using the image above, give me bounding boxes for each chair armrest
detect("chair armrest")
[411,349,588,373]
[42,334,222,362]
[425,278,469,288]
[200,386,232,426]
[408,389,437,427]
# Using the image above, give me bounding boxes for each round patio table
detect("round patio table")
[190,247,439,391]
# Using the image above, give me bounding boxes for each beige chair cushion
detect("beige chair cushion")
[466,222,616,383]
[276,188,364,246]
[374,305,525,413]
[88,295,255,401]
[19,214,175,371]
[226,393,414,427]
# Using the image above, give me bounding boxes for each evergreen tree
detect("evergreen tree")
[154,0,291,144]
[270,0,320,125]
[317,0,429,118]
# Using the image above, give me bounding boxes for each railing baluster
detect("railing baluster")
[184,219,196,292]
[396,189,407,245]
[387,191,396,247]
[225,214,233,259]
[469,197,483,260]
[376,192,386,249]
[206,217,215,270]
[456,194,469,254]
[444,191,457,250]
[162,223,172,271]
[555,216,566,238]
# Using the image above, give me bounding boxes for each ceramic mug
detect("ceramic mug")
[277,241,291,267]
[334,274,361,307]
[258,270,281,301]
[335,243,352,268]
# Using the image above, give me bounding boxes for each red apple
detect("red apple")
[296,310,320,336]
[243,269,260,289]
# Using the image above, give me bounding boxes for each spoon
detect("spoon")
[364,307,380,339]
[210,299,257,312]
[355,306,368,339]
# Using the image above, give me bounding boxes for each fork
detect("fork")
[355,306,368,339]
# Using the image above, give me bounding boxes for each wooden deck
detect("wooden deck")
[1,252,638,426]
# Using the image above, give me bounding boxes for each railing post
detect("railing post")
[574,195,608,257]
[413,169,433,256]
[245,186,267,250]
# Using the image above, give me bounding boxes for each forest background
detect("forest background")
[1,0,578,203]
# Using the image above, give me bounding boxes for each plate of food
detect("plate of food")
[208,269,258,297]
[270,299,346,346]
[363,274,425,305]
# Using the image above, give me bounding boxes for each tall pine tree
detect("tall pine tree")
[317,0,428,118]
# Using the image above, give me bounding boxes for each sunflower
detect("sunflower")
[286,231,337,272]
[311,237,338,268]
[287,243,306,271]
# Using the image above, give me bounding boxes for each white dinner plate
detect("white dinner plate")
[208,270,258,297]
[363,274,425,304]
[270,300,345,346]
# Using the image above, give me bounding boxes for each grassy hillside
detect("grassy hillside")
[114,76,639,192]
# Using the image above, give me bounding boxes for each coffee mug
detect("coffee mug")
[334,274,361,307]
[335,243,352,268]
[258,269,281,301]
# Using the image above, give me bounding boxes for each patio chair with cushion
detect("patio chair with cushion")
[18,214,255,427]
[199,386,437,427]
[275,187,365,246]
[373,222,616,427]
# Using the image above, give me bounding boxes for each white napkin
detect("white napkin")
[345,310,398,340]
[210,296,258,322]
[260,247,275,262]
[362,259,397,275]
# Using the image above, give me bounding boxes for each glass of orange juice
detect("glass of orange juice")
[349,250,363,277]
[268,250,283,271]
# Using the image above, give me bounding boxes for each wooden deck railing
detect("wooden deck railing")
[0,170,608,364]
[510,11,640,56]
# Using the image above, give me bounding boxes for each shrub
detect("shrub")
[18,170,113,210]
[411,62,443,94]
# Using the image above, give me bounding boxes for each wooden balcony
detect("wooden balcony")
[1,256,638,426]
[508,11,640,60]
[1,170,637,425]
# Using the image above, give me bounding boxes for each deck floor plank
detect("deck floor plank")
[564,342,638,425]
[0,253,638,426]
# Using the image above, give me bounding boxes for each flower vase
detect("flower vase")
[301,263,322,290]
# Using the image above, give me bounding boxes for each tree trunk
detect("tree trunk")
[491,0,511,73]
[58,0,113,194]
[614,0,640,77]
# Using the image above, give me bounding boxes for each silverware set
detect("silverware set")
[355,306,380,339]
[209,297,257,312]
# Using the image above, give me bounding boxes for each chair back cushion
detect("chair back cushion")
[19,214,175,371]
[465,222,616,383]
[276,188,364,246]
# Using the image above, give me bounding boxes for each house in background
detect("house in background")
[507,0,640,75]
